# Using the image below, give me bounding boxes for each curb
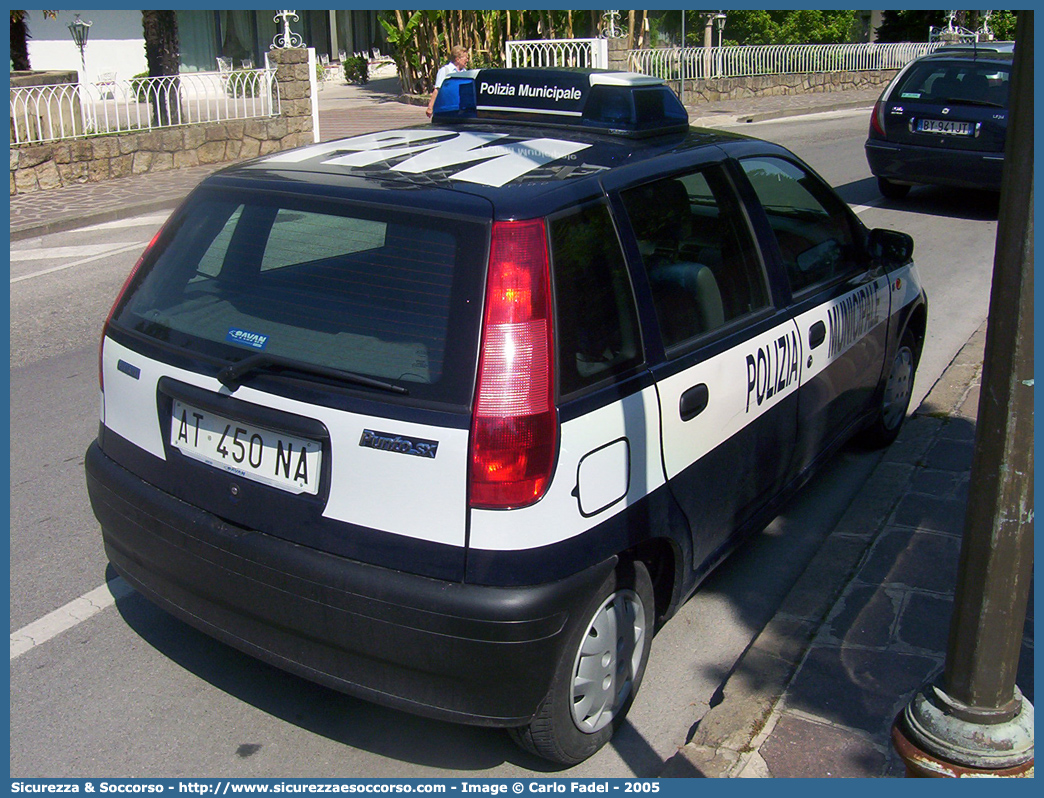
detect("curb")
[691,98,875,128]
[9,161,231,242]
[398,94,431,107]
[738,97,877,124]
[10,196,183,243]
[660,323,988,778]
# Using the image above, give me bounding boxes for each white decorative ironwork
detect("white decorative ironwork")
[601,10,624,39]
[506,39,609,69]
[629,41,941,82]
[930,11,978,43]
[271,10,304,50]
[10,69,280,145]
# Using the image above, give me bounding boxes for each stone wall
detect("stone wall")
[10,48,315,196]
[676,68,899,104]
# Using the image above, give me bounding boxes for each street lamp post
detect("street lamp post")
[68,14,92,75]
[714,12,727,48]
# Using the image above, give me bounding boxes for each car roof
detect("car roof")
[206,122,761,218]
[918,45,1014,65]
[934,40,1015,54]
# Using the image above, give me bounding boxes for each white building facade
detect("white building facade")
[26,9,382,82]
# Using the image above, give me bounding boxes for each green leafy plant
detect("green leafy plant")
[342,55,369,84]
[379,10,423,93]
[988,10,1018,41]
[468,50,501,70]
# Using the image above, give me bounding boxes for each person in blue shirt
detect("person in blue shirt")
[426,45,470,118]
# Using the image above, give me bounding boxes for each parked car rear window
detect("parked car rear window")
[894,60,1010,107]
[113,190,488,406]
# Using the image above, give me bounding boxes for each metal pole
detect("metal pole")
[892,10,1034,777]
[680,11,685,103]
[943,12,1034,716]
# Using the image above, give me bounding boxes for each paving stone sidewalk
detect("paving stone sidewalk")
[9,82,881,241]
[662,322,1035,778]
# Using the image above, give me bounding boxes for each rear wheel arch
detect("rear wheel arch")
[632,537,680,625]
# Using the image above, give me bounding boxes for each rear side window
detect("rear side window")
[894,60,1010,107]
[549,203,642,396]
[113,190,487,406]
[621,166,770,351]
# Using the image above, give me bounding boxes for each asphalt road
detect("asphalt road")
[9,110,1001,778]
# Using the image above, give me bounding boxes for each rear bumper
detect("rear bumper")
[85,441,612,727]
[865,139,1004,191]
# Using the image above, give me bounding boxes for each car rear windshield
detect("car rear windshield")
[112,187,488,407]
[894,60,1010,107]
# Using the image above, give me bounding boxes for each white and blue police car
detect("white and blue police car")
[86,68,927,764]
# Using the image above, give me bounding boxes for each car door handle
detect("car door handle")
[679,384,709,422]
[809,320,826,350]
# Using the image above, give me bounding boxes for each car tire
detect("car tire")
[509,559,654,765]
[861,331,918,448]
[877,176,911,200]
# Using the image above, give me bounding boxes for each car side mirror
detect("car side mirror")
[868,228,914,263]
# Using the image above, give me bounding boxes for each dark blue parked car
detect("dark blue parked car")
[865,43,1013,198]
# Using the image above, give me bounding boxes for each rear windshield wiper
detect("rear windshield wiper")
[943,98,1005,108]
[218,353,408,395]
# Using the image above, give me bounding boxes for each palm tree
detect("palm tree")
[141,10,180,126]
[10,10,56,71]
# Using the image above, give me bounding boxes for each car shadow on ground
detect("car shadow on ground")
[109,565,568,774]
[836,177,1001,222]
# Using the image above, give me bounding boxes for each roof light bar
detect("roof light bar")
[432,68,689,137]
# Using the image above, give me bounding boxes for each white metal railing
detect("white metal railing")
[629,42,942,82]
[506,38,609,69]
[10,69,280,145]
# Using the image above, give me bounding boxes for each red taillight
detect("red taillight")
[469,219,557,509]
[870,99,887,137]
[100,228,162,391]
